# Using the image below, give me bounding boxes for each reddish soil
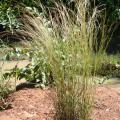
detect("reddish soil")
[0,86,120,120]
[0,88,55,120]
[92,86,120,120]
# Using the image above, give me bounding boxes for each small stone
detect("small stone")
[106,108,111,112]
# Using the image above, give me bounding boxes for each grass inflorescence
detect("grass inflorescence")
[22,1,111,120]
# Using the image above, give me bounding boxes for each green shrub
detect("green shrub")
[3,48,53,88]
[0,4,20,31]
[92,53,120,78]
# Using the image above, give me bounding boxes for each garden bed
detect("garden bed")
[0,86,120,120]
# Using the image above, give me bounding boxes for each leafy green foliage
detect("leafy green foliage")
[2,47,30,61]
[0,3,20,30]
[3,48,53,88]
[0,0,40,30]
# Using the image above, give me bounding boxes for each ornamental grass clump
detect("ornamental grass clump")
[22,1,109,120]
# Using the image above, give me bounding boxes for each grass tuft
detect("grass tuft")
[22,1,110,120]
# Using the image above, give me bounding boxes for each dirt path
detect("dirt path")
[0,60,29,71]
[0,86,120,120]
[106,78,120,91]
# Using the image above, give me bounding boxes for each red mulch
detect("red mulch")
[0,86,120,120]
[0,88,55,120]
[92,86,120,120]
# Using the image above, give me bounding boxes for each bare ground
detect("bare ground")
[92,86,120,120]
[0,88,55,120]
[0,86,120,120]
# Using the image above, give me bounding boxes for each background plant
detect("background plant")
[0,2,20,31]
[3,47,53,88]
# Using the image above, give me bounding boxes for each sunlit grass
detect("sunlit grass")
[21,1,111,120]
